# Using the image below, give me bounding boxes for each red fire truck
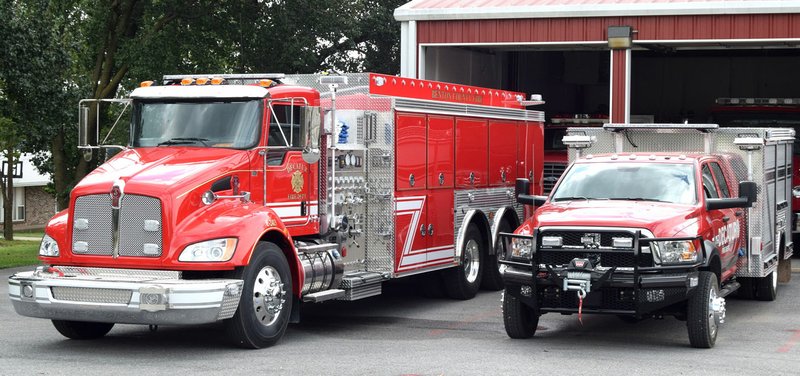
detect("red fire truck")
[7,73,544,348]
[500,123,793,348]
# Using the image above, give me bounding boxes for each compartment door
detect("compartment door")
[489,120,518,187]
[395,113,427,191]
[427,115,455,189]
[426,189,456,268]
[395,192,428,273]
[455,117,488,188]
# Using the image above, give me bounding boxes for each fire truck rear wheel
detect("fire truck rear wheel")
[225,241,292,348]
[444,224,484,300]
[755,270,778,301]
[687,271,720,348]
[502,285,538,339]
[481,220,512,291]
[51,320,114,340]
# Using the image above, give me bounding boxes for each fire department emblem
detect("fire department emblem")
[291,170,304,193]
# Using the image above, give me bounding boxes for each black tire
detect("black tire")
[502,286,538,339]
[687,271,722,348]
[481,220,512,291]
[51,320,114,340]
[225,242,293,348]
[443,224,484,300]
[756,270,778,301]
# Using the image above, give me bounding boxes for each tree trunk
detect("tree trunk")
[52,132,69,210]
[2,153,14,240]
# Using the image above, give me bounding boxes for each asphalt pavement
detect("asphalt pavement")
[1,265,798,375]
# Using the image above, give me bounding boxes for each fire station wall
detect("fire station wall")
[423,46,505,89]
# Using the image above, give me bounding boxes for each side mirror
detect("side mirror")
[792,185,800,199]
[739,181,757,206]
[515,178,530,197]
[301,106,321,164]
[515,178,546,206]
[78,102,95,148]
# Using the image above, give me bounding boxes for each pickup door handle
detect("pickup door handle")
[735,210,744,217]
[722,216,730,223]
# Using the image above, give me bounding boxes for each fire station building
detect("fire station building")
[394,0,800,125]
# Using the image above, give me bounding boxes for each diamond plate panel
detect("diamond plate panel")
[365,109,395,273]
[454,187,521,235]
[49,266,180,280]
[51,286,132,305]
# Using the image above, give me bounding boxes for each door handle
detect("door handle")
[722,216,730,223]
[735,210,743,217]
[420,224,426,237]
[428,224,434,236]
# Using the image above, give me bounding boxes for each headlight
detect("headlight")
[510,237,533,260]
[39,234,59,257]
[651,240,698,264]
[179,238,237,262]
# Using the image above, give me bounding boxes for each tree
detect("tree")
[0,116,20,240]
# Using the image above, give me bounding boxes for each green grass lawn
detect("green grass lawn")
[0,239,41,269]
[13,230,45,239]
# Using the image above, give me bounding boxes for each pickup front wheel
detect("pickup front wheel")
[502,285,539,339]
[687,272,723,348]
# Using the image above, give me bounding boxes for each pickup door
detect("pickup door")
[702,161,742,281]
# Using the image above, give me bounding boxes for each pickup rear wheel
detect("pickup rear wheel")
[687,271,723,348]
[51,320,114,340]
[443,224,484,300]
[502,285,538,339]
[225,241,292,348]
[756,270,778,301]
[481,220,512,291]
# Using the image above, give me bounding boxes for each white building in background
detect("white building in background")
[0,153,55,230]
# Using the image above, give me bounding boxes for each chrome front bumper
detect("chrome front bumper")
[8,266,243,325]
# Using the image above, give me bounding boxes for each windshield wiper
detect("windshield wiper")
[607,197,668,203]
[552,196,590,202]
[157,137,210,146]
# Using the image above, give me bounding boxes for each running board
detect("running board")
[339,271,387,301]
[718,280,741,298]
[303,289,345,303]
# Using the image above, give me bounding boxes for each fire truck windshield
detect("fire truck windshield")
[552,162,697,205]
[132,100,262,149]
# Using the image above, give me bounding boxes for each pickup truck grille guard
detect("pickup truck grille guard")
[499,230,707,316]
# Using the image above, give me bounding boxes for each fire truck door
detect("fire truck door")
[426,116,456,266]
[517,122,543,194]
[489,120,518,187]
[455,117,488,188]
[703,162,739,279]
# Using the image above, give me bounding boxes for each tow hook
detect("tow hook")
[711,296,726,324]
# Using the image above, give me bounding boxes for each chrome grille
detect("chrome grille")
[543,162,567,194]
[51,286,132,305]
[72,194,163,257]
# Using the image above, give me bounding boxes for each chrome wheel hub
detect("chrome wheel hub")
[708,288,726,336]
[252,266,286,327]
[464,239,480,283]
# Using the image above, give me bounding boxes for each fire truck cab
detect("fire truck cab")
[500,123,794,348]
[8,73,544,348]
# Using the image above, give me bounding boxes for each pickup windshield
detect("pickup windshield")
[132,100,262,149]
[552,162,697,205]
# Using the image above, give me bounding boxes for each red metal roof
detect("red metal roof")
[395,0,800,21]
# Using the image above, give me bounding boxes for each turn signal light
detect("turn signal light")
[196,77,209,85]
[259,79,273,87]
[211,77,224,85]
[180,77,194,86]
[140,81,154,87]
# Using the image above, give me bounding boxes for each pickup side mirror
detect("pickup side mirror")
[705,181,757,210]
[514,178,547,206]
[300,106,321,164]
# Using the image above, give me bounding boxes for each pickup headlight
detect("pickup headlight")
[510,237,533,260]
[651,240,698,264]
[39,234,59,257]
[179,238,237,262]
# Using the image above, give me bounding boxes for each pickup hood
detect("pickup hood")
[73,147,249,199]
[533,200,701,237]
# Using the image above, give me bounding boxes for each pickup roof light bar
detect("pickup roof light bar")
[162,73,285,86]
[603,123,719,131]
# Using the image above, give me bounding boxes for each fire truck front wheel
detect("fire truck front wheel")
[225,242,292,349]
[502,285,538,339]
[51,320,114,340]
[687,271,722,348]
[444,224,484,300]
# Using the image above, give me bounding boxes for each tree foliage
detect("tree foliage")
[1,0,404,211]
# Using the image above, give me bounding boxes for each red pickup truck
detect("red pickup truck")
[500,124,794,348]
